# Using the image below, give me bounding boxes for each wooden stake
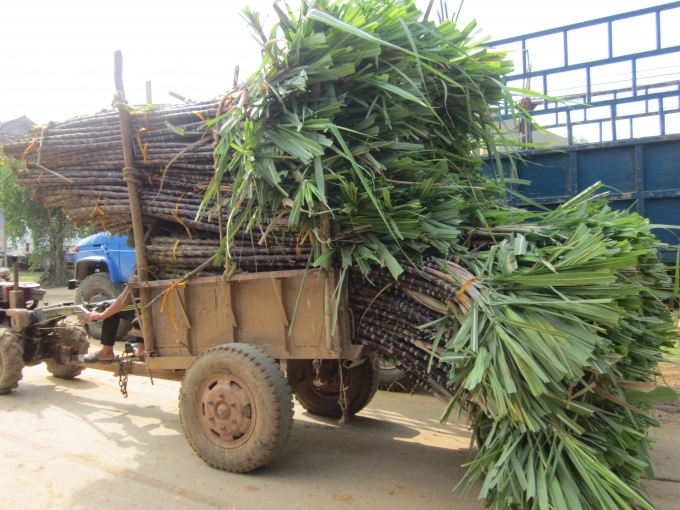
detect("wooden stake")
[114,49,156,352]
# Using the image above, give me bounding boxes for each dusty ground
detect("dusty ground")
[0,287,677,509]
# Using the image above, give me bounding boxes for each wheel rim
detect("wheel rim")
[308,363,355,401]
[379,359,399,372]
[83,290,111,337]
[197,374,256,448]
[51,327,79,368]
[88,290,112,303]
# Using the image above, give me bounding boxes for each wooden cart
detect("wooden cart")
[0,52,379,472]
[0,265,378,473]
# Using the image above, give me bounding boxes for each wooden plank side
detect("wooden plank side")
[149,286,191,357]
[231,280,286,346]
[188,281,234,355]
[282,273,327,352]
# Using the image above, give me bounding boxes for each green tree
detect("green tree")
[0,156,88,286]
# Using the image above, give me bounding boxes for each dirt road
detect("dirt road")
[0,286,677,509]
[1,365,484,510]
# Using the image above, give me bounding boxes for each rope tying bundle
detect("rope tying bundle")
[111,91,129,110]
[89,198,107,231]
[172,194,193,240]
[122,166,141,186]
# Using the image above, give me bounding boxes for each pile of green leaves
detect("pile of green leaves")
[437,184,678,509]
[201,0,519,274]
[202,1,678,508]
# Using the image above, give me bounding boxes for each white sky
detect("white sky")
[0,0,672,126]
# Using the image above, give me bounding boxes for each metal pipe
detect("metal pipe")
[113,50,156,353]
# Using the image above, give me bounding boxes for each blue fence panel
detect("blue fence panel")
[488,2,680,145]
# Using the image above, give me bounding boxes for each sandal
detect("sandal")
[80,351,119,363]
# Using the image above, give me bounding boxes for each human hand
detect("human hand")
[85,311,102,322]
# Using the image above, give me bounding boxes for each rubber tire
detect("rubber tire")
[45,320,90,379]
[378,359,417,393]
[179,343,294,473]
[76,272,131,340]
[288,354,380,419]
[0,327,25,395]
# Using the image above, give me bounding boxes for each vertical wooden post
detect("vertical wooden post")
[321,211,336,353]
[114,50,156,352]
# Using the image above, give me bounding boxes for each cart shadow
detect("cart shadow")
[4,378,183,450]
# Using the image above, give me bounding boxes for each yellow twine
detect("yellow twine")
[295,227,307,255]
[465,228,477,249]
[22,138,37,165]
[455,276,478,303]
[37,171,45,185]
[172,197,193,240]
[194,112,206,122]
[160,281,187,332]
[172,239,181,262]
[136,128,149,164]
[89,198,107,232]
[89,198,105,218]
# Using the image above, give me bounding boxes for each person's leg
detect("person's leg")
[96,315,121,361]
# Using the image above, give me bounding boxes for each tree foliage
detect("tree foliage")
[0,156,87,285]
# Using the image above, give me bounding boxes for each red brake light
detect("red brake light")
[73,247,78,253]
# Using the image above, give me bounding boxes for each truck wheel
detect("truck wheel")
[378,359,416,393]
[288,354,380,419]
[179,344,294,473]
[45,320,90,379]
[0,328,25,395]
[76,272,131,340]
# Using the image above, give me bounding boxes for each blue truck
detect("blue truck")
[69,233,136,339]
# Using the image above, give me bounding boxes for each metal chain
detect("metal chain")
[118,357,133,398]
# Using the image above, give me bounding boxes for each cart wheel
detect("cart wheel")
[0,327,25,395]
[288,354,380,419]
[179,343,294,473]
[45,320,90,379]
[378,359,416,393]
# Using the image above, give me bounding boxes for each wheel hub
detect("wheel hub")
[310,361,353,400]
[198,374,255,448]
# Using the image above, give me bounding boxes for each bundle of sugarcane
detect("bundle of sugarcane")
[146,232,311,273]
[197,1,678,509]
[343,186,678,509]
[2,100,233,236]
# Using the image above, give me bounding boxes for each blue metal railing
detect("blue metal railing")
[490,2,680,145]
